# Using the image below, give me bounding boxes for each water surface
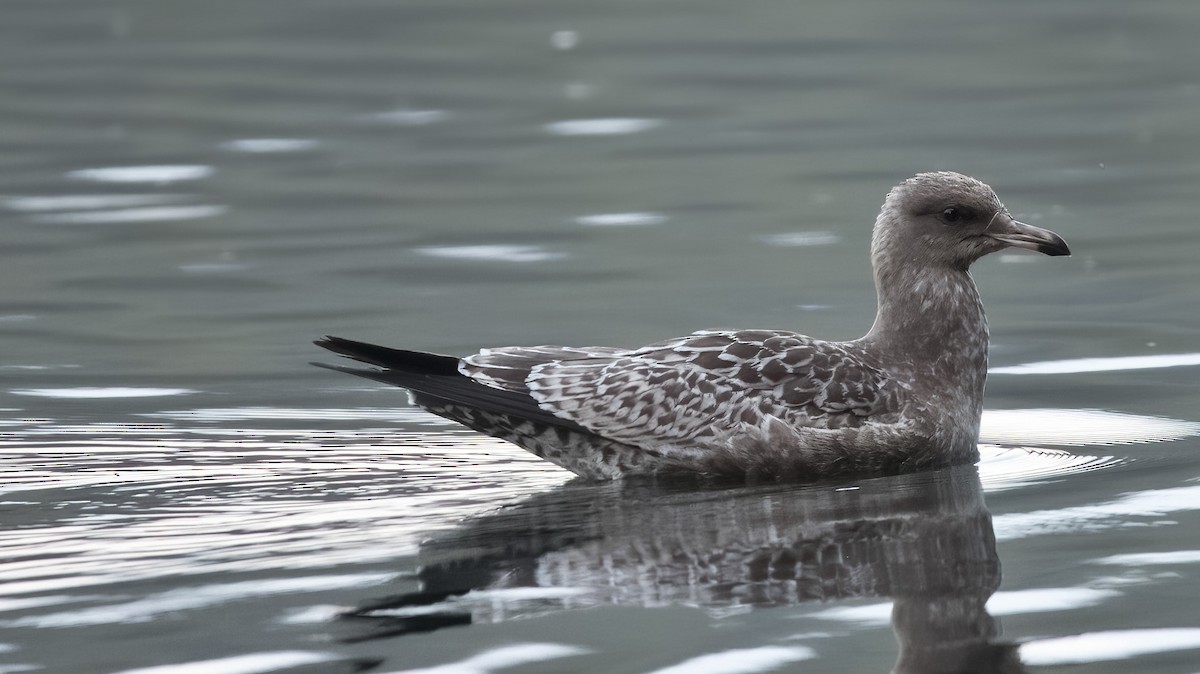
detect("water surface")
[3,1,1200,672]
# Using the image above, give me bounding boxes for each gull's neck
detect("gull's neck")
[859,233,990,412]
[861,258,988,459]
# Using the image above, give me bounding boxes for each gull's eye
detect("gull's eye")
[940,206,969,225]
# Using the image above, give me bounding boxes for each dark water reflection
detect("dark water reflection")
[351,466,1020,673]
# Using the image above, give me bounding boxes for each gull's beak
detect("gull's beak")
[986,217,1071,257]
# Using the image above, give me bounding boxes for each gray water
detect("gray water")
[3,1,1200,672]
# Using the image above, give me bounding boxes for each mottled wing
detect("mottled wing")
[630,330,901,419]
[461,345,626,392]
[464,330,902,451]
[525,357,764,447]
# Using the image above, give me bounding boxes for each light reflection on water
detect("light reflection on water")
[356,109,449,126]
[980,408,1200,446]
[991,353,1200,375]
[0,411,571,592]
[64,165,214,184]
[1019,628,1200,667]
[809,587,1122,627]
[219,139,322,154]
[992,483,1200,542]
[573,212,668,227]
[29,205,228,225]
[0,194,191,212]
[0,405,1185,613]
[10,387,196,399]
[415,245,568,263]
[0,399,1197,672]
[543,118,664,136]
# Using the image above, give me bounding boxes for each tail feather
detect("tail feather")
[314,336,460,375]
[313,336,591,434]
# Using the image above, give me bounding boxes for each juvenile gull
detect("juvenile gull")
[315,172,1070,480]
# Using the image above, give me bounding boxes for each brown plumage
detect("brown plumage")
[315,172,1070,481]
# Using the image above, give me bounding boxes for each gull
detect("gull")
[315,172,1070,480]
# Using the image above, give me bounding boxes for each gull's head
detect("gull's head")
[873,171,1070,271]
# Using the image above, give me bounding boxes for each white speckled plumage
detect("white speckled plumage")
[316,172,1070,480]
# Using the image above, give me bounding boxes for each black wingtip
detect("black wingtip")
[311,336,595,436]
[314,335,353,353]
[313,335,390,364]
[313,336,463,375]
[309,360,360,373]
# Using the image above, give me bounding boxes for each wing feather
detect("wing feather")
[461,345,625,392]
[525,358,763,446]
[630,330,901,419]
[463,330,903,450]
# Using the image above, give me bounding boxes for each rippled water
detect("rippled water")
[3,1,1200,673]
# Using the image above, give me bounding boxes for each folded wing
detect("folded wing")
[461,330,905,448]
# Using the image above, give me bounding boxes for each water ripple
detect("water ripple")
[66,166,213,184]
[993,484,1200,542]
[357,109,448,126]
[0,416,571,597]
[144,406,452,424]
[644,647,816,674]
[109,651,343,674]
[1,194,190,212]
[6,575,393,628]
[980,408,1200,446]
[0,403,1184,656]
[574,212,668,227]
[977,445,1121,491]
[416,244,567,263]
[756,231,840,247]
[9,387,195,399]
[219,139,320,153]
[991,352,1200,375]
[1092,550,1200,566]
[810,586,1120,626]
[387,643,590,674]
[1019,628,1200,666]
[544,118,662,136]
[30,205,227,224]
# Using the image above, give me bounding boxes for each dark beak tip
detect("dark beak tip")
[1036,232,1072,257]
[1039,243,1072,257]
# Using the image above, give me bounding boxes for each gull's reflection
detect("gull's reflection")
[346,465,1022,673]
